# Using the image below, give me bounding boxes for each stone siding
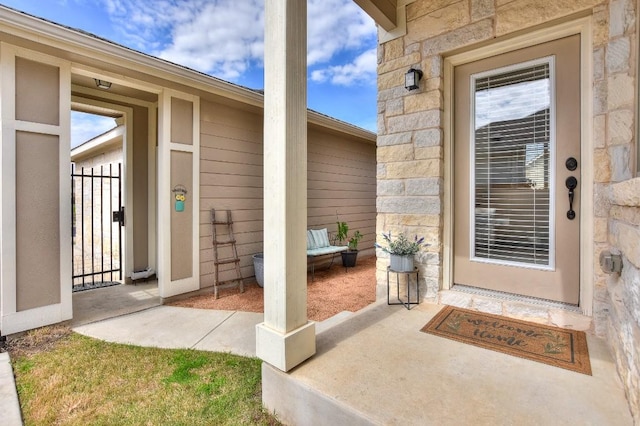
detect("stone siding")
[376,0,638,420]
[607,178,640,420]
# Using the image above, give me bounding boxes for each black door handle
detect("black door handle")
[566,177,577,220]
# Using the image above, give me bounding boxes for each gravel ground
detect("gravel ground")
[170,255,377,322]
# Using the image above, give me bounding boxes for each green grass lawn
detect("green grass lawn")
[9,327,280,425]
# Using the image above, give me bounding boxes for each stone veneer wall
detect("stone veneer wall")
[607,178,640,420]
[375,0,637,419]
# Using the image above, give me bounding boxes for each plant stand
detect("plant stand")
[387,266,419,310]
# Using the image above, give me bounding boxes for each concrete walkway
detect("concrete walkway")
[0,352,23,426]
[73,306,264,356]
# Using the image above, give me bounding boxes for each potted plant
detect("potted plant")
[336,221,363,268]
[376,232,427,272]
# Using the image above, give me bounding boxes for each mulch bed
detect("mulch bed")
[170,256,377,322]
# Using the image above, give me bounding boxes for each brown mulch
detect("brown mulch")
[1,325,71,358]
[170,255,377,322]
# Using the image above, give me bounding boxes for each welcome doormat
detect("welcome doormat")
[421,305,592,375]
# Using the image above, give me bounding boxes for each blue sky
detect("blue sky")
[0,0,378,146]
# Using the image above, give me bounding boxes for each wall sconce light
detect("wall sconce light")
[94,79,112,90]
[404,68,423,91]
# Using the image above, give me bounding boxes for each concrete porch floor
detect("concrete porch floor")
[71,281,161,327]
[264,301,634,425]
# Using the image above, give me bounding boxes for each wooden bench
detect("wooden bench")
[307,228,347,280]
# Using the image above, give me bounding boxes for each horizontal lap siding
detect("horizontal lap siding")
[199,100,376,289]
[307,128,376,252]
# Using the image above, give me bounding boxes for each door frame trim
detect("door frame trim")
[443,17,594,315]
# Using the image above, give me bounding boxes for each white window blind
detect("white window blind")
[472,60,553,267]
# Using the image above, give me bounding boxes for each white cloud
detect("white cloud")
[99,0,376,83]
[310,48,377,86]
[307,0,376,66]
[71,112,117,148]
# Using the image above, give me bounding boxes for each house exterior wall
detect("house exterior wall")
[376,0,638,420]
[199,99,377,289]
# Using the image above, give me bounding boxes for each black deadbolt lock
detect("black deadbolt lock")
[566,157,578,171]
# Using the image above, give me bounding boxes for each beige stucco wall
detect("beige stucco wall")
[199,99,376,288]
[376,0,638,420]
[14,59,62,311]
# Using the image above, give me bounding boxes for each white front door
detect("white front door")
[453,35,581,304]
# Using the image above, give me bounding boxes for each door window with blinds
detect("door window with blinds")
[470,57,555,269]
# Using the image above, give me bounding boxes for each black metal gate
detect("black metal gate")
[71,164,124,292]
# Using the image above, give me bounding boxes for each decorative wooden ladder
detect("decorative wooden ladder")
[210,209,244,299]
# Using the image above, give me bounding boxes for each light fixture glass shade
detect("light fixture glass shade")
[94,79,112,89]
[404,68,423,91]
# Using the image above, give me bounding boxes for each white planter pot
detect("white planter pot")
[390,254,414,272]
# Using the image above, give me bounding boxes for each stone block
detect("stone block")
[472,296,503,315]
[592,6,609,46]
[594,183,612,217]
[608,109,634,145]
[594,217,609,242]
[405,178,442,196]
[377,163,387,178]
[379,85,407,102]
[378,52,422,75]
[424,77,442,92]
[387,110,441,133]
[593,114,606,148]
[404,90,442,113]
[423,55,443,79]
[593,80,607,115]
[609,205,640,226]
[415,146,443,160]
[594,148,611,182]
[415,128,442,147]
[609,145,633,182]
[377,144,415,163]
[423,19,494,57]
[384,98,404,117]
[610,178,640,207]
[606,37,631,74]
[620,260,640,324]
[384,37,404,62]
[617,222,640,269]
[438,290,473,308]
[608,73,635,110]
[377,180,405,196]
[382,213,442,228]
[407,0,465,21]
[549,310,592,331]
[504,302,550,324]
[377,113,386,134]
[593,47,605,81]
[377,196,441,215]
[609,0,635,38]
[496,0,601,36]
[377,132,412,147]
[385,159,442,178]
[378,68,405,91]
[406,1,470,44]
[472,0,495,21]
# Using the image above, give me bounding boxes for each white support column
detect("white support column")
[256,0,316,372]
